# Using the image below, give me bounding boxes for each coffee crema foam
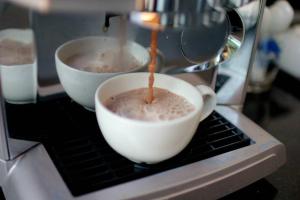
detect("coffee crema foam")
[0,39,34,65]
[65,49,141,73]
[105,88,195,121]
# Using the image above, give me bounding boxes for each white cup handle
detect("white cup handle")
[196,85,217,121]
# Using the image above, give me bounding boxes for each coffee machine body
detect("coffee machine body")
[0,1,286,200]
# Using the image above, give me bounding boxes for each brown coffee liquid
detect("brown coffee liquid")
[65,50,140,73]
[147,16,159,104]
[105,88,195,121]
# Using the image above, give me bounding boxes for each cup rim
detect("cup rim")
[95,72,202,127]
[55,36,150,76]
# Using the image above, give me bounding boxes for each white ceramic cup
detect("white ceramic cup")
[55,36,155,111]
[95,73,217,164]
[0,29,37,104]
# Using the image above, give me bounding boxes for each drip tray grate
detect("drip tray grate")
[5,95,253,196]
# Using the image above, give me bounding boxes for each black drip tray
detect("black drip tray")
[5,95,253,196]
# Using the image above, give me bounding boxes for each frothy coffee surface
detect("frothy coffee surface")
[105,88,195,121]
[65,49,141,73]
[0,39,34,65]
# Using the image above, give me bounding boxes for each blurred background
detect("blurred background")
[243,0,300,199]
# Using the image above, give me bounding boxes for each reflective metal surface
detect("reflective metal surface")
[0,93,9,161]
[6,0,254,13]
[217,0,264,106]
[165,9,244,72]
[129,4,227,30]
[0,158,8,186]
[164,0,265,107]
[4,0,256,30]
[180,16,229,64]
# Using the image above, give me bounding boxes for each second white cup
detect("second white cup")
[56,36,153,111]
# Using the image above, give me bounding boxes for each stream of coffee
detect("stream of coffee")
[115,15,158,104]
[147,30,158,104]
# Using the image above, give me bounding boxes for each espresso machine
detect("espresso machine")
[0,0,286,199]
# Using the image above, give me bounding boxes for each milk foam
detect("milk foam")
[0,39,34,65]
[65,49,141,73]
[105,88,195,121]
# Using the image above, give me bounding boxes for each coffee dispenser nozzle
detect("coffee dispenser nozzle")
[102,13,122,32]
